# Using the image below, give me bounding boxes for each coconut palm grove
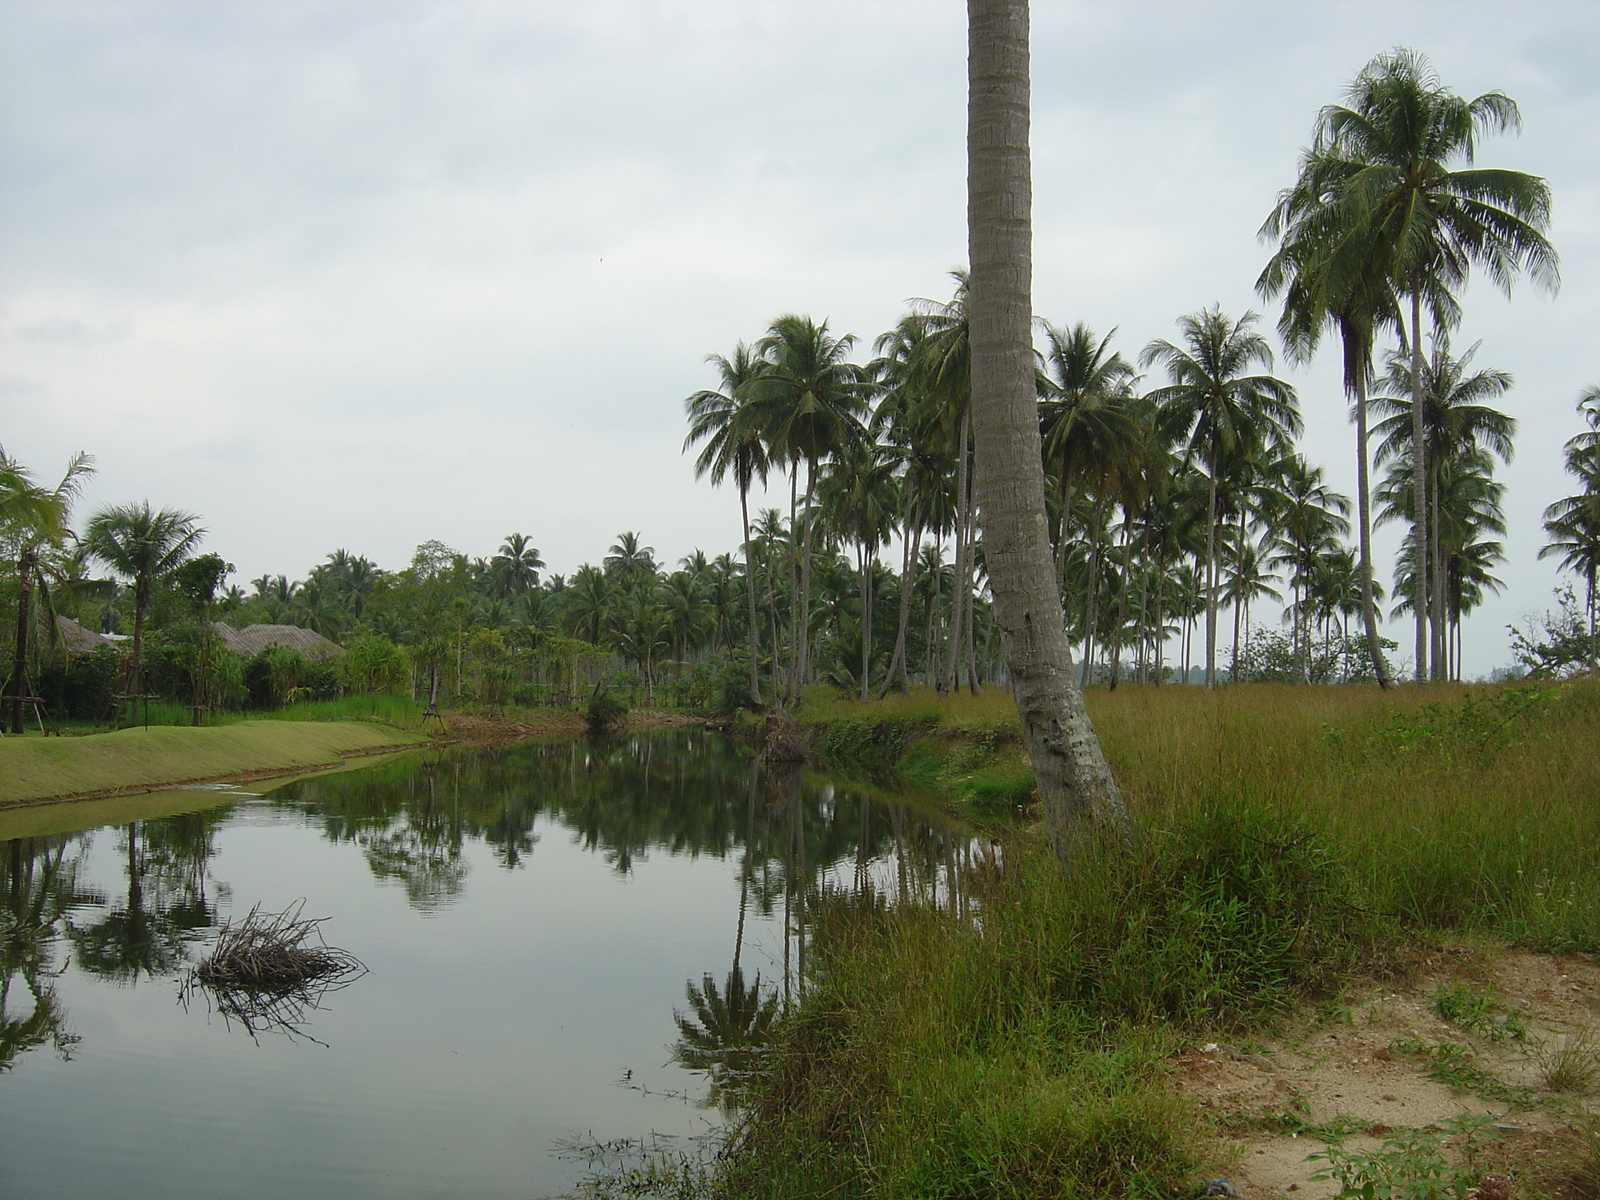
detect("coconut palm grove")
[5,49,1592,726]
[4,27,1600,1200]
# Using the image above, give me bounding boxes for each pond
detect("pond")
[0,731,964,1199]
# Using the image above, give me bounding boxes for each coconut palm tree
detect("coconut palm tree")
[1142,307,1301,688]
[1036,320,1141,591]
[490,534,544,598]
[1301,47,1557,681]
[901,276,978,693]
[747,315,871,702]
[2,449,94,733]
[1371,335,1514,678]
[1259,148,1401,688]
[1541,389,1600,669]
[967,0,1128,854]
[684,341,772,705]
[819,440,899,699]
[1263,455,1351,682]
[82,503,203,717]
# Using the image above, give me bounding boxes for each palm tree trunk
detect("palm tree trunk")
[1108,520,1130,690]
[1409,288,1428,684]
[9,548,34,736]
[797,462,818,700]
[944,414,970,693]
[1204,469,1219,689]
[967,0,1128,856]
[1350,362,1393,687]
[858,545,871,700]
[1431,475,1447,681]
[786,468,800,702]
[740,487,761,706]
[880,523,919,698]
[960,569,972,700]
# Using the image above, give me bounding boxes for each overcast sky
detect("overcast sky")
[2,1,1595,676]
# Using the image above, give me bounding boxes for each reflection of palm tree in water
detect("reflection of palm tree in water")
[358,764,469,908]
[671,965,779,1114]
[3,836,99,1070]
[68,815,218,985]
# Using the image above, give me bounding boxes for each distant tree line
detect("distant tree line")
[2,50,1582,722]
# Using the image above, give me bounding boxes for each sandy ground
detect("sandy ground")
[1173,947,1600,1200]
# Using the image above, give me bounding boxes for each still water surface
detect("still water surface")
[0,731,959,1199]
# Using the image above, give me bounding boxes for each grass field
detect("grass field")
[0,718,429,806]
[680,680,1600,1200]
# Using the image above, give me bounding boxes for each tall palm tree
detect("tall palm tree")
[747,315,870,702]
[1371,335,1514,678]
[819,440,899,699]
[1263,455,1351,682]
[904,275,978,693]
[1036,320,1140,593]
[1301,47,1557,681]
[967,0,1128,855]
[684,341,772,705]
[83,503,204,716]
[490,534,544,598]
[1260,145,1401,688]
[1222,540,1281,682]
[1541,387,1600,668]
[2,449,94,733]
[1142,307,1301,688]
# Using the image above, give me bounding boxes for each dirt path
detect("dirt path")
[1176,947,1600,1200]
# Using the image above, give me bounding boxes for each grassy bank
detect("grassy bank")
[0,719,429,807]
[645,681,1600,1200]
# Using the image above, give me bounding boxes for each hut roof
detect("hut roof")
[56,615,119,656]
[211,623,345,662]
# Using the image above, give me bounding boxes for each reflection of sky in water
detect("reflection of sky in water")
[0,733,957,1200]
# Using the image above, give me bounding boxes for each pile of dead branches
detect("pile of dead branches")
[180,901,366,1041]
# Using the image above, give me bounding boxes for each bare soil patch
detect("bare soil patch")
[1174,947,1600,1200]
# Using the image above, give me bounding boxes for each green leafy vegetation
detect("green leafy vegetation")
[1308,1114,1502,1200]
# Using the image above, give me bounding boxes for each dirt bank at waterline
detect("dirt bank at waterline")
[0,720,430,808]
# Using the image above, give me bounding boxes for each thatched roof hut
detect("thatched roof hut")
[55,615,122,656]
[211,623,345,662]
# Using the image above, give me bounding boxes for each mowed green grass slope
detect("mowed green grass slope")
[0,720,429,806]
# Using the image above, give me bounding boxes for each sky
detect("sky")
[1,1,1596,677]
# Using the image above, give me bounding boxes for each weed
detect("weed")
[1567,1114,1600,1198]
[1389,1039,1536,1108]
[1307,1114,1501,1200]
[1530,1029,1600,1094]
[1429,982,1526,1042]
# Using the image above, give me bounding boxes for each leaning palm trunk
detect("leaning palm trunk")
[967,0,1128,857]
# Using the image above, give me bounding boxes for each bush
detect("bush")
[36,645,120,722]
[586,688,629,731]
[338,634,408,694]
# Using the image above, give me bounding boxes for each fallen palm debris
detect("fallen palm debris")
[179,901,366,1042]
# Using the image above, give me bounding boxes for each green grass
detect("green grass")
[803,680,1600,950]
[690,680,1600,1200]
[27,694,426,736]
[0,719,428,806]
